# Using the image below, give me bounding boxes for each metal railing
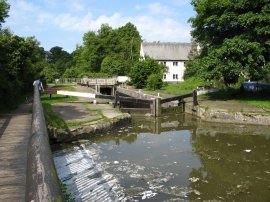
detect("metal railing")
[25,86,63,202]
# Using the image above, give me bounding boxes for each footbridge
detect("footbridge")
[80,77,118,95]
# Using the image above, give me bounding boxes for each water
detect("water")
[53,113,270,202]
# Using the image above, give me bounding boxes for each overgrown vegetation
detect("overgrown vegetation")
[42,103,67,129]
[186,0,270,85]
[60,182,75,202]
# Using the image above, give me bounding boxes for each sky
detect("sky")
[4,0,196,52]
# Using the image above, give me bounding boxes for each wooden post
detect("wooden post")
[178,98,185,112]
[151,99,156,116]
[114,91,118,108]
[193,90,198,106]
[155,98,161,117]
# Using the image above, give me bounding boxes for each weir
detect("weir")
[53,145,119,202]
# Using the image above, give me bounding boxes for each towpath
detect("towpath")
[0,103,32,202]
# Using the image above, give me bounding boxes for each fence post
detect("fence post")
[193,90,198,106]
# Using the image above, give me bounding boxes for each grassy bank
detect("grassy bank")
[41,85,78,128]
[155,77,270,109]
[157,77,207,95]
[41,85,78,104]
[202,89,270,109]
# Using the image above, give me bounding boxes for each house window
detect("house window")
[160,61,166,65]
[163,74,166,79]
[173,61,178,66]
[173,74,178,80]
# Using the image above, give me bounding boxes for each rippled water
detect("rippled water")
[54,113,270,201]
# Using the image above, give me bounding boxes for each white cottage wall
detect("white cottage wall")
[162,61,185,82]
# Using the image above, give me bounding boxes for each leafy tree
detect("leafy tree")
[130,57,167,89]
[187,0,270,85]
[44,46,73,81]
[0,0,9,29]
[100,54,128,76]
[74,22,142,76]
[62,66,79,78]
[0,30,46,109]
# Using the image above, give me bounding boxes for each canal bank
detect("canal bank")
[45,85,131,142]
[186,99,270,125]
[47,101,131,143]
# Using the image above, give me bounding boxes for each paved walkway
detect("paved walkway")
[0,103,32,202]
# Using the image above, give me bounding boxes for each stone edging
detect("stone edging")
[48,113,132,142]
[186,103,270,125]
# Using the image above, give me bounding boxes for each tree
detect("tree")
[100,54,128,76]
[0,30,46,109]
[187,0,270,85]
[74,22,142,76]
[43,46,73,81]
[130,57,167,89]
[0,0,9,29]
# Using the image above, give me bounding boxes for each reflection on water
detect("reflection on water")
[54,113,270,201]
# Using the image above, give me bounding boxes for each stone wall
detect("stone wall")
[186,102,270,126]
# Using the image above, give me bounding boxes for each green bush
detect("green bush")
[130,57,167,89]
[146,74,163,90]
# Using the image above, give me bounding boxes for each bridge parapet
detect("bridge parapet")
[25,86,63,202]
[81,77,117,86]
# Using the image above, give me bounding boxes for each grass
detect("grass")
[60,182,76,202]
[42,103,68,129]
[41,84,78,128]
[156,77,207,95]
[147,77,270,110]
[201,89,270,109]
[41,84,79,104]
[41,94,79,104]
[49,84,77,91]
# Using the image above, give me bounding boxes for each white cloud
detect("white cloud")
[148,3,175,16]
[135,2,176,16]
[47,12,130,32]
[71,2,84,11]
[134,15,191,42]
[7,0,39,24]
[37,10,190,42]
[170,0,191,6]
